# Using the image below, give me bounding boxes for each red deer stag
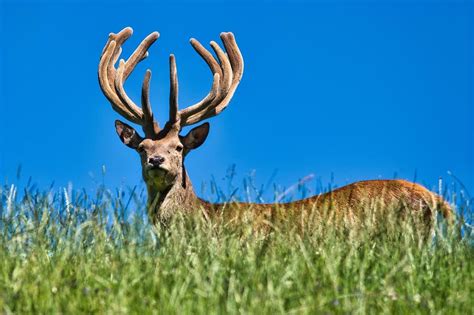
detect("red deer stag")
[98,27,452,226]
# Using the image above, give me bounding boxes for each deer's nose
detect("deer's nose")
[149,156,165,166]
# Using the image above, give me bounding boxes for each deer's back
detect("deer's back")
[201,179,452,222]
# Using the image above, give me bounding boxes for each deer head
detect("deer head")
[98,27,243,195]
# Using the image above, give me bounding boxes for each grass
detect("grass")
[0,179,472,314]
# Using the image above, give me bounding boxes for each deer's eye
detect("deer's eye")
[137,145,145,153]
[176,145,183,152]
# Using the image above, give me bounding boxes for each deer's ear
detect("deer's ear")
[182,122,210,150]
[115,120,142,149]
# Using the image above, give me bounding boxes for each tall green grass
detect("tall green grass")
[0,180,472,314]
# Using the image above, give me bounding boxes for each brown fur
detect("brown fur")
[200,179,452,225]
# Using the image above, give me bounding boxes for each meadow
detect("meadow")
[0,176,472,314]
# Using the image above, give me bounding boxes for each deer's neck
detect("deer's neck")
[146,170,200,224]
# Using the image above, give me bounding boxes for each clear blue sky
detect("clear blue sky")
[1,0,472,201]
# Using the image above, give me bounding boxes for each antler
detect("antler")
[170,32,244,128]
[99,27,244,136]
[98,27,160,138]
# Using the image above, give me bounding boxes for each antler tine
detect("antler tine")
[124,31,159,80]
[210,41,233,95]
[169,54,179,126]
[115,59,147,122]
[107,27,133,88]
[221,32,244,77]
[99,40,141,123]
[98,27,161,135]
[212,32,244,114]
[177,32,244,127]
[189,38,223,78]
[141,70,160,137]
